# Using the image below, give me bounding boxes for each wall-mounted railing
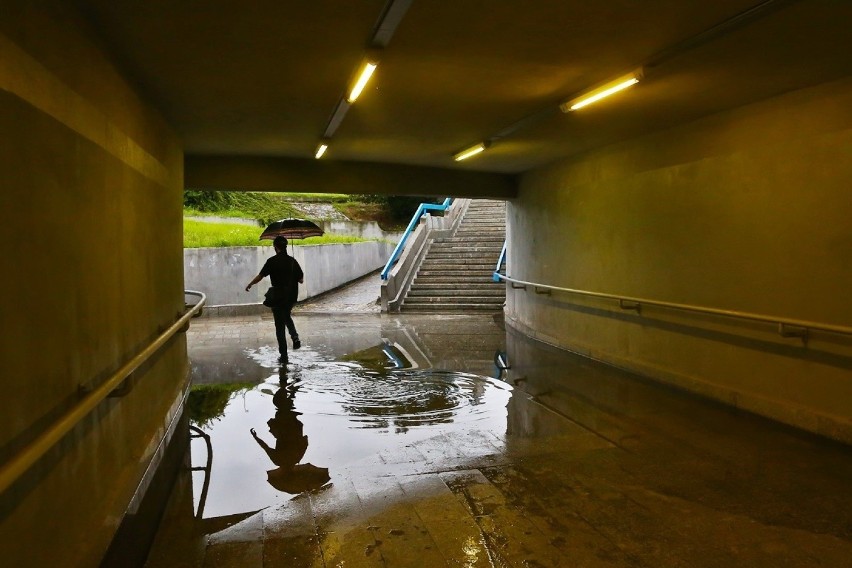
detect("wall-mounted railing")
[0,290,207,495]
[494,274,852,340]
[380,197,453,280]
[492,241,507,282]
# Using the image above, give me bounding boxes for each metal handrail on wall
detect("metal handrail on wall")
[380,197,453,280]
[494,274,852,339]
[0,290,207,495]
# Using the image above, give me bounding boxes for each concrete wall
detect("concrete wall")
[184,241,395,306]
[318,220,404,244]
[506,78,852,443]
[0,4,188,566]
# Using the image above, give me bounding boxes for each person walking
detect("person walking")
[245,236,304,363]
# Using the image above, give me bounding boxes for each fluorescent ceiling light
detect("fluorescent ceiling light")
[315,143,328,159]
[453,142,488,162]
[561,70,643,112]
[347,62,378,103]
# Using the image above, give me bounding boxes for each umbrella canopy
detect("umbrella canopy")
[266,463,330,494]
[260,218,324,241]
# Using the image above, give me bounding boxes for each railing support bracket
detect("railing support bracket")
[778,323,809,342]
[619,299,641,313]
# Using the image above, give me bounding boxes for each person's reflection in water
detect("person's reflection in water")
[250,369,330,494]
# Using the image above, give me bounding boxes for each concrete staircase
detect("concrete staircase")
[401,199,506,312]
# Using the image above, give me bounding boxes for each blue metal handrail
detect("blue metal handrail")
[380,197,453,280]
[492,240,507,282]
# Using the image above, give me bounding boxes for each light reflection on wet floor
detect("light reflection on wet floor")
[147,313,852,568]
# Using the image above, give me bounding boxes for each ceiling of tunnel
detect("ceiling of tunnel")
[77,0,852,175]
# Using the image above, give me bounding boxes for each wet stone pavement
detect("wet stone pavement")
[146,306,852,567]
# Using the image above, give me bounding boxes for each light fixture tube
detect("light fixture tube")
[561,70,643,112]
[315,143,328,159]
[347,62,378,103]
[453,142,487,162]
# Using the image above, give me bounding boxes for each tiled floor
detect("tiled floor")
[146,307,852,567]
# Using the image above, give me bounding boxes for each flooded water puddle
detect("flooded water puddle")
[187,343,512,519]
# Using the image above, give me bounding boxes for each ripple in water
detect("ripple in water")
[189,345,513,516]
[305,363,505,429]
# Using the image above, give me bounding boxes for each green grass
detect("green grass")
[184,218,373,248]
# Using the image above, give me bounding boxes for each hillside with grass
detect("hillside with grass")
[183,190,437,248]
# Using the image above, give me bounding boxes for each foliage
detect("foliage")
[183,218,373,248]
[187,383,254,428]
[363,195,441,218]
[183,190,300,224]
[342,195,443,230]
[275,192,352,202]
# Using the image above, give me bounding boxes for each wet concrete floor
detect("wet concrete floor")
[146,309,852,567]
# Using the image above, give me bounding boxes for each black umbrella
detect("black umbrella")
[266,463,330,494]
[260,218,324,241]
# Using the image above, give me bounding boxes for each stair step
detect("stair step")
[404,292,505,300]
[421,258,496,263]
[415,270,498,277]
[432,239,504,245]
[408,289,505,297]
[451,237,504,241]
[419,267,496,272]
[429,245,503,255]
[404,296,505,304]
[430,248,500,252]
[421,262,499,268]
[431,247,502,253]
[427,250,503,255]
[428,249,503,255]
[415,278,497,284]
[410,290,503,297]
[418,272,496,277]
[401,303,504,312]
[411,281,503,287]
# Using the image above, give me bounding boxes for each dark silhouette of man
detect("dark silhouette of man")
[250,376,329,494]
[245,236,304,363]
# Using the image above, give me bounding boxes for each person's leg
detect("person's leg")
[283,302,301,349]
[271,307,288,361]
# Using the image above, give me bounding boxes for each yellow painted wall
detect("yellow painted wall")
[0,4,187,565]
[507,78,852,442]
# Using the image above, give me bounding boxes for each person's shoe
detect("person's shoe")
[278,355,288,364]
[292,339,301,350]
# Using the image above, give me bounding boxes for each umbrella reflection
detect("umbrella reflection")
[249,370,330,494]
